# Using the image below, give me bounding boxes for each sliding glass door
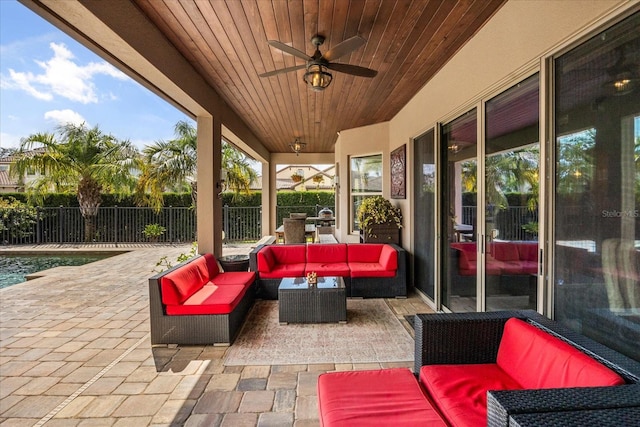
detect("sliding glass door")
[553,11,640,362]
[442,109,477,311]
[484,74,540,311]
[413,130,436,300]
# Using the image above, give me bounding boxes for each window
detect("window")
[350,154,382,232]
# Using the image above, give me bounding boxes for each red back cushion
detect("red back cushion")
[257,247,276,272]
[497,318,625,389]
[202,253,220,277]
[271,244,306,264]
[161,259,206,305]
[491,242,519,262]
[378,244,398,270]
[306,243,347,263]
[348,244,383,263]
[517,243,539,262]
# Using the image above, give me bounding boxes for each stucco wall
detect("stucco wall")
[334,122,390,243]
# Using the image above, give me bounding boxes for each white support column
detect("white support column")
[196,115,223,256]
[261,161,271,236]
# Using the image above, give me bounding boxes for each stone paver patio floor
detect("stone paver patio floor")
[0,244,433,426]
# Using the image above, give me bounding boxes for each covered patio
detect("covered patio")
[3,0,640,424]
[0,245,432,425]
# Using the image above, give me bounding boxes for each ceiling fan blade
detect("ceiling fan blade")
[259,64,307,78]
[322,36,366,62]
[267,40,311,61]
[325,62,378,78]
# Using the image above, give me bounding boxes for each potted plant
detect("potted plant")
[356,196,402,244]
[143,223,166,243]
[291,173,304,183]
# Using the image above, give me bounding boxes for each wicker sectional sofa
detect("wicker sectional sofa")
[149,253,256,346]
[249,243,406,299]
[317,310,640,426]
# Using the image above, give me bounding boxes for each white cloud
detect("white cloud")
[44,109,86,126]
[0,132,22,149]
[4,42,128,104]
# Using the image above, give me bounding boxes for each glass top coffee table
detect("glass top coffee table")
[278,276,347,324]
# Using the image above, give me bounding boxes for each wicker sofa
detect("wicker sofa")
[148,253,256,346]
[317,310,640,426]
[450,241,538,299]
[248,243,406,299]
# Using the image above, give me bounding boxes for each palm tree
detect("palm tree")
[11,123,139,241]
[137,120,258,210]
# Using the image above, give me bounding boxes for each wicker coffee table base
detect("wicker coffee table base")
[278,277,347,324]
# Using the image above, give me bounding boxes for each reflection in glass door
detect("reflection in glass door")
[484,74,540,311]
[442,109,477,312]
[553,11,640,362]
[413,130,436,300]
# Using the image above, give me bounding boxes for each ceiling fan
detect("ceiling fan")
[259,35,378,91]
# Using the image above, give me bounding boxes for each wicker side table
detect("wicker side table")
[218,255,250,272]
[278,276,347,324]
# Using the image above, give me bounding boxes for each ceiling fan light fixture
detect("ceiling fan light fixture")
[604,71,638,96]
[303,64,332,91]
[289,138,306,156]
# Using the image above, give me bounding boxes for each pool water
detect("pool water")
[0,254,111,288]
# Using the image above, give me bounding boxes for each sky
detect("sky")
[0,0,193,151]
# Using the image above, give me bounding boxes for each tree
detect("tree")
[11,123,138,241]
[137,120,258,210]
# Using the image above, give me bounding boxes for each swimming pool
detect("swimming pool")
[0,254,113,288]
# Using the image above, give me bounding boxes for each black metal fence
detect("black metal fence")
[461,206,538,241]
[0,204,335,246]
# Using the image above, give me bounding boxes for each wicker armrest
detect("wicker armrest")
[249,244,264,272]
[487,385,640,427]
[413,311,527,373]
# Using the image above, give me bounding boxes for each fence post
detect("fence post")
[36,207,41,244]
[168,206,173,244]
[59,206,63,245]
[114,206,118,247]
[223,205,230,243]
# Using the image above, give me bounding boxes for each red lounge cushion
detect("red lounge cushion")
[458,250,477,275]
[202,253,221,277]
[347,244,384,263]
[420,364,522,427]
[318,368,446,427]
[491,242,520,262]
[378,244,398,270]
[257,247,276,272]
[259,264,306,279]
[517,243,538,262]
[305,263,350,277]
[210,271,255,287]
[497,318,625,389]
[307,243,348,263]
[161,261,206,305]
[270,244,307,263]
[166,284,246,315]
[348,263,396,278]
[493,260,524,275]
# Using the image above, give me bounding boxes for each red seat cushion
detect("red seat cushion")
[305,262,350,277]
[165,284,246,315]
[318,368,447,427]
[348,263,396,278]
[419,364,522,427]
[210,271,255,287]
[497,318,625,389]
[259,264,306,279]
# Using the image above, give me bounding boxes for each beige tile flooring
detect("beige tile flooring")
[0,243,434,426]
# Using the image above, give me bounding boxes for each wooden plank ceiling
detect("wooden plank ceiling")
[133,0,506,154]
